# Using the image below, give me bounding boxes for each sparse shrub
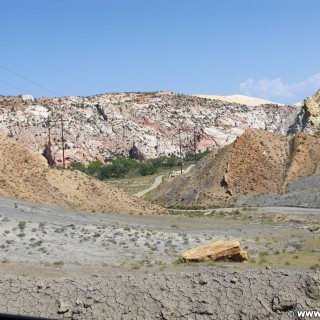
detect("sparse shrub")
[259,252,269,257]
[259,257,268,264]
[249,257,256,263]
[38,222,46,229]
[173,257,185,265]
[18,221,26,230]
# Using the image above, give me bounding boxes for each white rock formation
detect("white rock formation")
[0,92,301,164]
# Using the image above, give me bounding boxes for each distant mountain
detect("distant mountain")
[0,92,300,165]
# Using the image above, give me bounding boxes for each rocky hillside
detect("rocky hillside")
[151,128,320,207]
[289,89,320,135]
[0,134,163,214]
[0,92,299,165]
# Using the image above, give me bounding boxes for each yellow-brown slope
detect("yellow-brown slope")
[0,135,163,214]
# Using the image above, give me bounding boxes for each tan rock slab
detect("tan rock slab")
[182,240,248,262]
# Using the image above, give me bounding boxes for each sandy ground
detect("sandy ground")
[191,94,279,106]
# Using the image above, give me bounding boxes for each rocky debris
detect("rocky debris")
[272,292,296,312]
[182,240,248,262]
[95,104,108,121]
[0,270,318,319]
[21,94,34,101]
[0,92,300,164]
[58,301,70,314]
[129,143,145,160]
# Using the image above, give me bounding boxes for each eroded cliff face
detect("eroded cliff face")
[303,90,320,135]
[0,92,299,164]
[288,89,320,135]
[151,128,320,207]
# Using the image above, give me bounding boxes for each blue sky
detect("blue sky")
[0,0,320,103]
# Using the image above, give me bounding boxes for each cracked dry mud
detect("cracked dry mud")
[1,270,320,319]
[0,198,320,319]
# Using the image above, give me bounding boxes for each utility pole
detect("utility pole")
[58,99,68,168]
[59,115,68,168]
[45,117,57,167]
[193,127,197,164]
[47,119,52,167]
[179,128,183,174]
[61,115,65,168]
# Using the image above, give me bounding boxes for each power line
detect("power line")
[0,64,62,97]
[0,79,30,94]
[3,39,96,96]
[0,56,66,96]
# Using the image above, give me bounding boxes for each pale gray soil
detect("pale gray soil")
[1,198,318,269]
[0,197,320,319]
[238,174,320,208]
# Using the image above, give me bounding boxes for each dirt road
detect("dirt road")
[135,175,164,197]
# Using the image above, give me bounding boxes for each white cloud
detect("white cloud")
[240,73,320,103]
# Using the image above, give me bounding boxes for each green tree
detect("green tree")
[139,162,157,176]
[98,165,113,180]
[87,161,104,175]
[69,162,86,173]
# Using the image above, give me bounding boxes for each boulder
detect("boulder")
[182,240,248,262]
